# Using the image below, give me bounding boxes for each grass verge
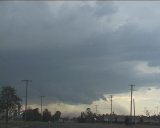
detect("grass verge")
[0,121,47,128]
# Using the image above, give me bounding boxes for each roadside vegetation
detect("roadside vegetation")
[0,85,61,128]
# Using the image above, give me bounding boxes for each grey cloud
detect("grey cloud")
[1,2,160,105]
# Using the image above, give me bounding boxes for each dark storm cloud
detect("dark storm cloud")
[1,2,160,105]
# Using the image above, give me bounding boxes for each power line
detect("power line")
[21,80,32,121]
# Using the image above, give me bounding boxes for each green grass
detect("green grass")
[0,120,48,128]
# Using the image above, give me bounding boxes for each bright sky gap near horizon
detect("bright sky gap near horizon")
[1,1,160,117]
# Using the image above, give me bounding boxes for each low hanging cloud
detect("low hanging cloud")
[1,1,160,105]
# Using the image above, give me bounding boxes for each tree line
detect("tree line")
[0,86,61,122]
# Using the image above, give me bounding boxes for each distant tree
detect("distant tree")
[0,86,21,122]
[77,112,86,123]
[86,108,92,115]
[52,111,61,122]
[42,109,51,122]
[77,108,94,123]
[85,108,93,122]
[22,108,41,121]
[145,110,150,117]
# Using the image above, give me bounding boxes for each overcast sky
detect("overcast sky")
[1,1,160,115]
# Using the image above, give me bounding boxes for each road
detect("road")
[18,123,160,128]
[18,124,48,128]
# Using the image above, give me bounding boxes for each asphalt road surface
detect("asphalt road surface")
[20,123,160,128]
[18,124,48,128]
[56,123,160,128]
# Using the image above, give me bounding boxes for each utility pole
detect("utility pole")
[110,95,113,115]
[133,98,136,125]
[40,96,45,114]
[22,80,32,121]
[110,95,113,123]
[95,105,98,114]
[129,84,135,125]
